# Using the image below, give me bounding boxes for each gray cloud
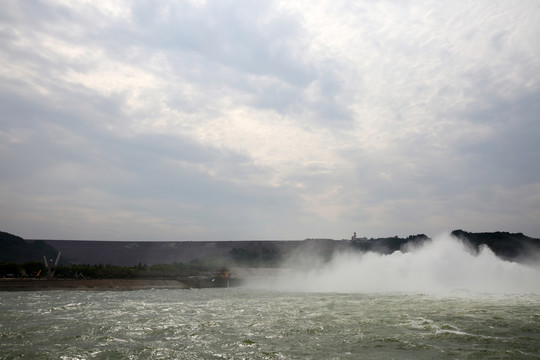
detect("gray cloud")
[458,90,540,186]
[1,0,539,240]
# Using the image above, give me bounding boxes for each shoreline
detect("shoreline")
[0,279,191,291]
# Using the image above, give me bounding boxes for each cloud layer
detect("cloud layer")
[1,0,539,240]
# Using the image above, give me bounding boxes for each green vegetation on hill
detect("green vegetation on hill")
[0,261,218,280]
[451,230,540,261]
[2,230,539,280]
[0,245,281,279]
[55,262,214,279]
[351,234,430,254]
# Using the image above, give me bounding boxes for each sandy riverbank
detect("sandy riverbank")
[0,279,190,291]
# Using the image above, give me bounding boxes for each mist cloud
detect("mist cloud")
[248,233,540,294]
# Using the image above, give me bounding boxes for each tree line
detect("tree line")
[0,261,219,279]
[0,246,282,279]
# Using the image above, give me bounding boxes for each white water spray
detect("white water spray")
[247,233,540,294]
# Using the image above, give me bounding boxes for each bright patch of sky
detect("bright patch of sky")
[1,0,539,240]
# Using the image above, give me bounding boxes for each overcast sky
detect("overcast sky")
[1,0,539,241]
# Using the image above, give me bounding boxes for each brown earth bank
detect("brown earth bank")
[0,279,190,291]
[0,278,244,291]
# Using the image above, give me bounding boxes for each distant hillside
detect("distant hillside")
[451,230,540,261]
[0,231,60,263]
[3,230,539,266]
[351,234,430,254]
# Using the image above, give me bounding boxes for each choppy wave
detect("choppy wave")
[1,289,538,359]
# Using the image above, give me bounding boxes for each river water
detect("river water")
[1,288,539,359]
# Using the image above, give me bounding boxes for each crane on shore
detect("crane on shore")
[43,252,61,279]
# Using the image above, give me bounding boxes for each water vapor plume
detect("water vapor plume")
[246,233,540,294]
